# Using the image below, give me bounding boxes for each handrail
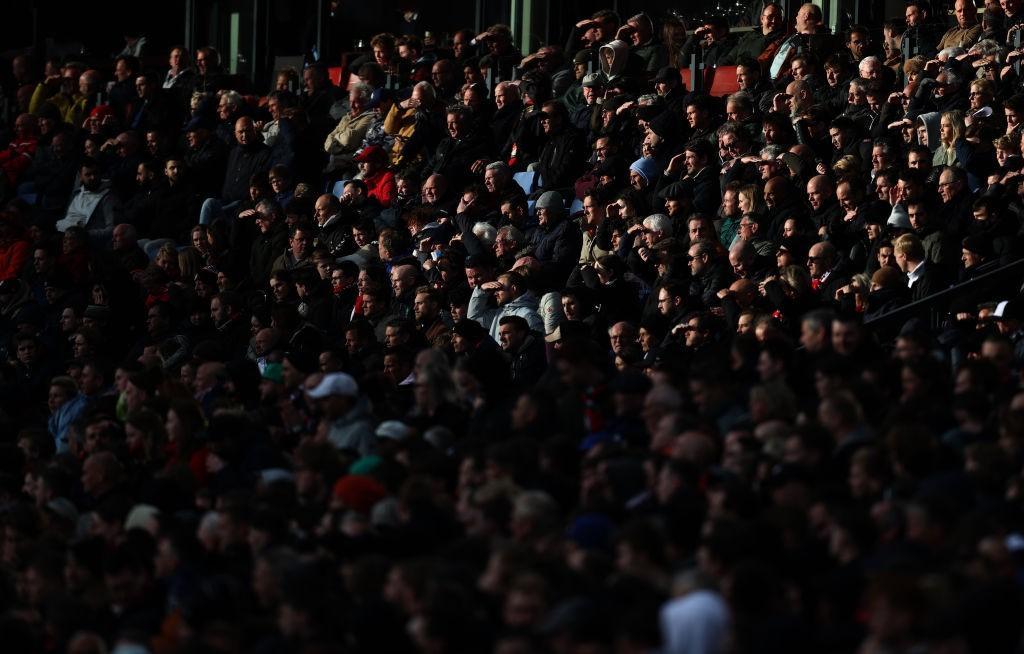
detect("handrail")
[864,257,1024,330]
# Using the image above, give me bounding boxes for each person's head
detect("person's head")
[446,107,470,139]
[807,175,835,211]
[939,110,964,146]
[684,139,713,175]
[421,174,444,204]
[195,47,219,75]
[349,82,372,117]
[760,3,784,34]
[906,0,928,26]
[493,81,519,110]
[495,272,525,307]
[893,233,926,271]
[687,240,715,276]
[685,98,710,129]
[254,199,281,233]
[234,116,257,147]
[847,26,871,60]
[79,158,102,192]
[807,241,836,278]
[937,167,966,204]
[800,310,832,352]
[796,2,823,32]
[498,315,530,352]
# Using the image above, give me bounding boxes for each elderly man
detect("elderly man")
[807,241,850,300]
[324,82,376,175]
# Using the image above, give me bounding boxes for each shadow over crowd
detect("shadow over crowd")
[3,3,1024,653]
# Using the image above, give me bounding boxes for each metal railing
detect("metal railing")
[864,257,1024,336]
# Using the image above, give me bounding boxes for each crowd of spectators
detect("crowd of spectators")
[1,2,1024,653]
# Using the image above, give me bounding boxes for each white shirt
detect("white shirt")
[906,260,925,288]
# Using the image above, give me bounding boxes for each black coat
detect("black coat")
[535,126,587,192]
[221,143,272,203]
[249,221,289,286]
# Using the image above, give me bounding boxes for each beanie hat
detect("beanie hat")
[629,156,662,185]
[536,190,565,214]
[332,475,388,515]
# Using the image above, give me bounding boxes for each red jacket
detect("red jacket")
[364,169,397,208]
[0,137,38,186]
[0,238,29,281]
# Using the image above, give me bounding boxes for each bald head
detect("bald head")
[234,116,256,146]
[807,175,834,210]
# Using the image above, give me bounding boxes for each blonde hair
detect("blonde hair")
[737,184,765,215]
[894,233,925,260]
[940,110,965,145]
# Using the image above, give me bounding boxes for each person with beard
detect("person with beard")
[659,139,719,217]
[210,290,250,361]
[413,286,451,347]
[56,158,123,249]
[148,158,199,247]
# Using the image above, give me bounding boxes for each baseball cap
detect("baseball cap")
[306,372,359,399]
[376,420,411,441]
[261,362,283,384]
[354,145,386,163]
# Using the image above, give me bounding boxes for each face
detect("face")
[688,247,705,275]
[938,171,959,203]
[848,32,869,59]
[421,180,439,204]
[791,59,808,80]
[447,113,463,139]
[906,5,924,26]
[685,106,703,129]
[875,176,892,202]
[807,247,829,277]
[940,117,955,144]
[970,85,987,110]
[761,5,783,33]
[808,181,829,210]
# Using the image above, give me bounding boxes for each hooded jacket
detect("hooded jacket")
[468,287,545,342]
[599,40,631,82]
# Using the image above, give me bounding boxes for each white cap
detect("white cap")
[376,420,411,441]
[307,372,359,399]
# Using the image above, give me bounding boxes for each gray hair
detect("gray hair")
[472,222,497,246]
[760,145,786,159]
[485,161,510,175]
[937,47,965,61]
[643,213,672,234]
[497,224,524,244]
[412,80,436,104]
[350,81,373,102]
[219,89,243,110]
[495,81,520,100]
